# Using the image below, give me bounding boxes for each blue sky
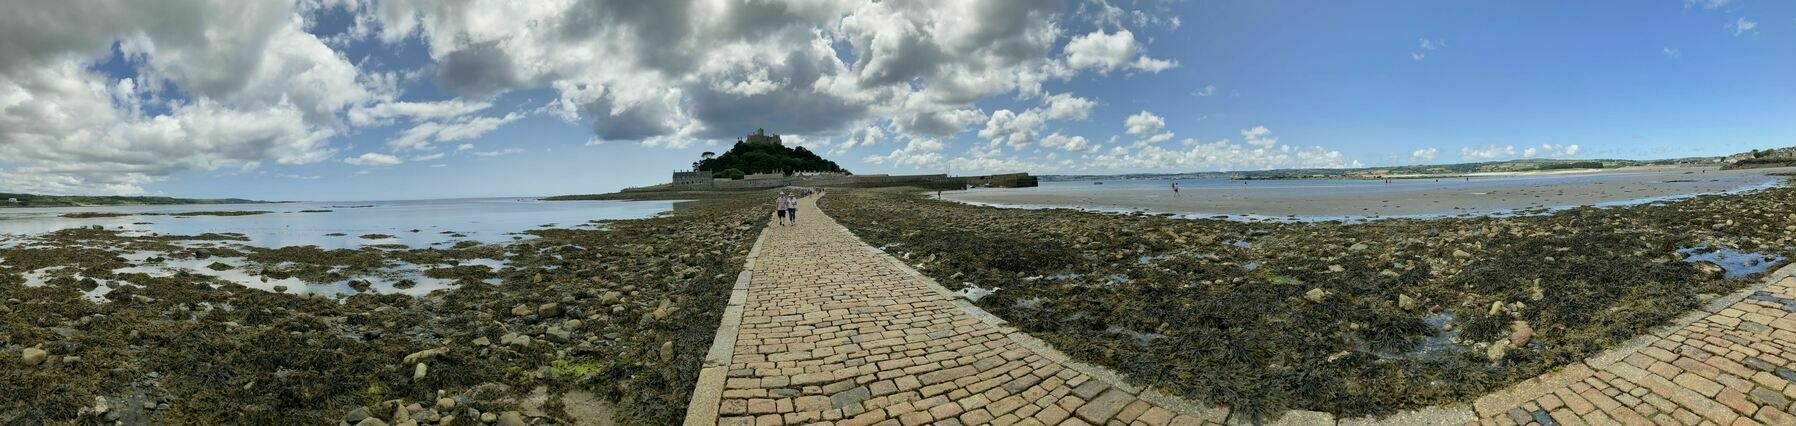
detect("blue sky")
[1,0,1791,200]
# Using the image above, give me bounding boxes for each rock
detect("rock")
[545,326,570,342]
[404,347,448,364]
[435,397,456,411]
[1453,249,1473,259]
[1486,340,1509,362]
[1509,321,1534,347]
[1692,261,1726,280]
[509,335,532,348]
[21,347,46,366]
[473,337,492,346]
[94,396,111,414]
[273,285,288,293]
[355,418,389,426]
[480,412,498,423]
[660,341,675,363]
[1397,294,1417,311]
[414,362,428,380]
[565,319,583,330]
[345,406,372,423]
[1488,301,1505,316]
[1349,243,1369,251]
[1303,288,1326,303]
[395,421,417,426]
[511,304,532,317]
[537,303,560,318]
[651,306,669,321]
[497,411,527,426]
[1328,265,1345,273]
[393,404,411,423]
[599,292,621,304]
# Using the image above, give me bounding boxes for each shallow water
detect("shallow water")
[0,197,679,249]
[944,167,1790,221]
[2,198,672,298]
[1681,246,1787,279]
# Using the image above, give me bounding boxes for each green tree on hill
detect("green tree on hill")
[695,129,849,175]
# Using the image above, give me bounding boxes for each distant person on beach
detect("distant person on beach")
[1171,182,1180,198]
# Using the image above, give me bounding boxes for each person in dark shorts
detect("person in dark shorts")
[774,193,789,226]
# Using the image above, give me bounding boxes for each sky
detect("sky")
[1,0,1792,201]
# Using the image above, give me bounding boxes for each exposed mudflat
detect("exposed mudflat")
[0,194,770,424]
[826,180,1796,420]
[944,166,1795,220]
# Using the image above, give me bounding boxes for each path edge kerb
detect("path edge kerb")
[683,225,770,426]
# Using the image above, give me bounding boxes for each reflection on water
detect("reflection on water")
[1,197,676,299]
[0,197,679,249]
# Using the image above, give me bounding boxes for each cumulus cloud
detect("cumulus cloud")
[1064,29,1178,73]
[344,152,402,166]
[864,137,946,168]
[1460,145,1518,161]
[1241,126,1277,148]
[1039,132,1094,152]
[1042,93,1095,121]
[1088,126,1359,171]
[1411,148,1440,162]
[0,0,1188,193]
[1663,47,1681,59]
[1123,110,1173,143]
[1461,144,1581,161]
[1193,85,1216,97]
[0,0,366,194]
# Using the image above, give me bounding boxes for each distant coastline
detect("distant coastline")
[0,193,283,208]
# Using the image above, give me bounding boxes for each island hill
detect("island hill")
[0,193,272,208]
[547,129,1037,200]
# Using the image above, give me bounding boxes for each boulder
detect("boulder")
[510,305,532,317]
[537,303,561,318]
[21,347,46,366]
[1397,294,1418,311]
[345,406,371,423]
[1486,340,1509,362]
[1453,249,1473,259]
[1692,261,1726,280]
[660,341,675,363]
[414,363,428,380]
[435,397,456,411]
[497,411,527,426]
[1509,321,1535,347]
[1303,288,1326,303]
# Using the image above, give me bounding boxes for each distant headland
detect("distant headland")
[0,193,276,208]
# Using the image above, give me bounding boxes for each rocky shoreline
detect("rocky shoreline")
[824,183,1796,421]
[1,194,769,424]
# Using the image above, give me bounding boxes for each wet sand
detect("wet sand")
[943,166,1796,219]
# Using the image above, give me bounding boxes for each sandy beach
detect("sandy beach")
[943,166,1796,219]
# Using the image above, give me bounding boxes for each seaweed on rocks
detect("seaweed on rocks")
[1,191,773,424]
[822,183,1796,419]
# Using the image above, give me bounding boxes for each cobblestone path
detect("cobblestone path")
[686,194,1796,425]
[687,196,1226,426]
[1465,274,1796,426]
